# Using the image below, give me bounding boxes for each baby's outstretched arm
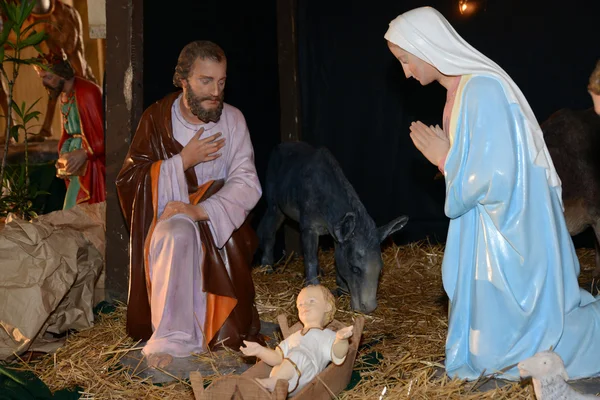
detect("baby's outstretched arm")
[332,326,354,361]
[240,340,284,367]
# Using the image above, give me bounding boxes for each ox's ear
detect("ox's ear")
[334,212,356,243]
[378,215,409,243]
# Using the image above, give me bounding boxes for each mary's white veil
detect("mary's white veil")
[385,7,561,193]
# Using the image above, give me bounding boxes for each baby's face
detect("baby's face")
[296,286,330,326]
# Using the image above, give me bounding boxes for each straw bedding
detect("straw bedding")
[12,243,598,399]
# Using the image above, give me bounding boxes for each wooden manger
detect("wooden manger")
[191,314,365,400]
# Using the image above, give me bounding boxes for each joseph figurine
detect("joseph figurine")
[116,40,263,368]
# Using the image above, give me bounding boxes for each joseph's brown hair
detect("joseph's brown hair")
[173,40,226,87]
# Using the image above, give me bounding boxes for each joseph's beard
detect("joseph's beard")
[186,90,224,123]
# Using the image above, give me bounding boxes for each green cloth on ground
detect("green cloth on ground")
[0,365,80,400]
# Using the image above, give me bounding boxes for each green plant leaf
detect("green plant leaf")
[0,1,10,19]
[0,3,18,24]
[4,40,16,50]
[25,97,41,114]
[24,111,41,124]
[18,30,47,50]
[17,1,27,25]
[33,43,43,55]
[21,19,47,37]
[0,19,13,47]
[0,365,26,386]
[32,189,50,197]
[10,101,23,119]
[3,55,19,63]
[18,0,36,27]
[9,124,23,142]
[27,60,46,70]
[7,56,41,65]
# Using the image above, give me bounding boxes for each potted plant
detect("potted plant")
[0,0,48,221]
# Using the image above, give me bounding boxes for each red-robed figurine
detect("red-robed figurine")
[35,49,105,209]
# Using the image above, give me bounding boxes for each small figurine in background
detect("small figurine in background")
[588,60,600,115]
[34,48,105,210]
[0,0,97,139]
[240,285,353,396]
[518,351,598,400]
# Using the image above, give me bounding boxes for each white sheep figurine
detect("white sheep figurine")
[517,350,598,399]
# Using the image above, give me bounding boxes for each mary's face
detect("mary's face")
[387,41,439,86]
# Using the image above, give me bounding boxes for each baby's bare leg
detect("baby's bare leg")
[256,359,298,392]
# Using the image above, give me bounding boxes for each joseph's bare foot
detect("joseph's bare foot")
[146,353,173,369]
[255,377,278,392]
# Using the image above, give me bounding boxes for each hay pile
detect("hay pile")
[12,243,598,399]
[255,242,532,400]
[13,306,193,399]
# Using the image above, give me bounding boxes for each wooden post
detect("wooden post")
[96,39,105,85]
[277,0,301,142]
[104,0,144,302]
[277,0,303,258]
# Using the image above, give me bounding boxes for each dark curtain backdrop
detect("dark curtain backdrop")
[143,0,281,228]
[297,0,599,245]
[142,0,599,255]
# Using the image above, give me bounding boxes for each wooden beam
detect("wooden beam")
[277,0,301,142]
[276,0,303,258]
[104,0,144,302]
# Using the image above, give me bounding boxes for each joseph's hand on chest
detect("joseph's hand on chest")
[180,127,226,170]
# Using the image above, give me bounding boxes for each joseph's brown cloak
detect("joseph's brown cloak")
[116,92,261,348]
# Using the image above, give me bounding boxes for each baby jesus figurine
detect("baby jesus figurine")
[240,284,353,396]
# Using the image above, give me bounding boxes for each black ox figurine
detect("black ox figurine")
[257,142,409,314]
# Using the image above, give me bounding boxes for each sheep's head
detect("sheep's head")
[517,351,569,381]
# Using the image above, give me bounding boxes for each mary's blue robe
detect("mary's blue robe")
[442,75,600,380]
